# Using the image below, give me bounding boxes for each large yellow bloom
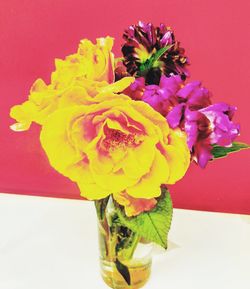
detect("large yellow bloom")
[10,37,134,131]
[40,93,190,200]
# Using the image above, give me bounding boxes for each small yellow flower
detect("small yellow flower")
[40,93,190,200]
[10,37,134,131]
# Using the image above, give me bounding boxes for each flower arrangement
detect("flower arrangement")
[10,21,249,289]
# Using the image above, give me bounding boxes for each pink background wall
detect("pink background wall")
[0,0,250,214]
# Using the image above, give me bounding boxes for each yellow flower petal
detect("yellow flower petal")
[78,181,110,200]
[10,37,117,129]
[122,138,155,179]
[40,106,88,175]
[126,150,170,199]
[97,77,135,94]
[10,101,37,131]
[58,86,91,107]
[165,129,190,184]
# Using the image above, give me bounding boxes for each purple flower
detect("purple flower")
[200,103,240,147]
[184,108,213,168]
[166,103,185,129]
[126,75,240,168]
[176,81,211,109]
[137,75,211,120]
[125,75,240,167]
[141,75,182,116]
[167,103,240,168]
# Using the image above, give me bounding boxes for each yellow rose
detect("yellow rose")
[51,37,115,89]
[40,93,190,200]
[10,37,134,131]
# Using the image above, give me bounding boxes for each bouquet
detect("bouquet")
[10,22,249,289]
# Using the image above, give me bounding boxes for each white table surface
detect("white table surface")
[0,193,249,289]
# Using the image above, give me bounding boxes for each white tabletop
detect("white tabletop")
[0,193,249,289]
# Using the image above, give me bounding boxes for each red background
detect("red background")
[0,0,250,214]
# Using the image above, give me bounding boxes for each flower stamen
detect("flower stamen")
[102,127,136,151]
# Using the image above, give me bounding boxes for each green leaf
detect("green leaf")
[116,188,173,249]
[149,45,173,65]
[95,196,109,221]
[115,259,131,285]
[138,45,173,74]
[211,142,250,159]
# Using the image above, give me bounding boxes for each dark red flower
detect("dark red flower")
[120,21,189,84]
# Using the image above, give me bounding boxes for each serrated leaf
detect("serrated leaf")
[211,142,250,159]
[116,189,173,249]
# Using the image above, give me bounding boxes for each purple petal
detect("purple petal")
[187,87,211,108]
[184,108,211,150]
[185,120,198,149]
[130,77,145,91]
[200,102,240,146]
[160,31,173,46]
[177,81,201,100]
[166,104,185,128]
[195,143,213,168]
[160,75,183,90]
[201,102,236,115]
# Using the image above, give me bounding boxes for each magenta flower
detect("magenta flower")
[141,75,182,116]
[200,103,240,147]
[166,80,212,129]
[184,108,212,167]
[176,81,211,109]
[167,102,240,167]
[126,75,240,168]
[139,75,211,118]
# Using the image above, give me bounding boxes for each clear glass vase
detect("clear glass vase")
[96,198,153,289]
